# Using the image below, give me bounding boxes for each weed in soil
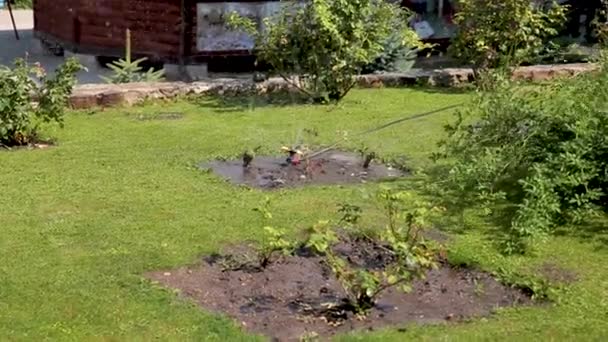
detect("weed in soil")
[199,150,405,189]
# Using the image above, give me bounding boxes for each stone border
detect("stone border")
[69,63,597,109]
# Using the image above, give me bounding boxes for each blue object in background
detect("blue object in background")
[0,0,5,8]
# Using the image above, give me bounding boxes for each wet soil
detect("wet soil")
[199,150,406,189]
[148,238,530,341]
[133,112,184,121]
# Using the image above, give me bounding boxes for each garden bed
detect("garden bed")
[148,237,531,341]
[199,150,406,189]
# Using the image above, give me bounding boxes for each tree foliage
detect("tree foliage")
[229,0,426,102]
[435,56,608,254]
[449,0,567,71]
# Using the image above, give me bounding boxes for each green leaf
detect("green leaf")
[400,284,412,293]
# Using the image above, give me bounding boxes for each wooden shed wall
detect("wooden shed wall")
[34,0,182,60]
[34,0,287,63]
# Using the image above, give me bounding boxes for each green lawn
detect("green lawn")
[1,88,607,341]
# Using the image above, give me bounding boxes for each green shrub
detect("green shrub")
[307,187,437,314]
[449,0,566,72]
[101,58,165,84]
[101,29,164,84]
[0,58,82,146]
[435,55,608,254]
[229,0,426,102]
[253,197,295,268]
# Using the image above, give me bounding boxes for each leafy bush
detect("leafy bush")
[592,1,608,45]
[449,0,566,72]
[229,0,425,102]
[0,58,82,146]
[435,55,608,254]
[307,187,437,313]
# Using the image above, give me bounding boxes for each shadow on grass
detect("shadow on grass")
[554,218,608,251]
[186,84,472,114]
[412,85,473,96]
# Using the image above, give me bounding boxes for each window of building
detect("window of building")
[402,0,456,39]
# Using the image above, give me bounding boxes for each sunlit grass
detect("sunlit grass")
[1,88,606,340]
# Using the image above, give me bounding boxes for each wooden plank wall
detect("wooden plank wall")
[34,0,182,59]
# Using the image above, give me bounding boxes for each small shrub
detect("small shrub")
[449,0,566,73]
[228,0,426,102]
[101,58,165,84]
[0,58,82,146]
[253,197,295,268]
[101,29,164,84]
[435,55,608,254]
[307,187,437,314]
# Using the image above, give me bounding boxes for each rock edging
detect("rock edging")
[69,63,597,109]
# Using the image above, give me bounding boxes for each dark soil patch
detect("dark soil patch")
[199,150,406,189]
[536,262,578,285]
[148,238,530,341]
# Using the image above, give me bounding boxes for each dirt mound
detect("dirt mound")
[149,239,530,341]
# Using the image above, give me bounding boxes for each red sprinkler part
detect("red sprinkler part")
[282,146,303,165]
[290,152,301,165]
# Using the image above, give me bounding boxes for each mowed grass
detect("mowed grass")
[1,88,607,341]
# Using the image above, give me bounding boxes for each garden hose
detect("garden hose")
[306,103,464,160]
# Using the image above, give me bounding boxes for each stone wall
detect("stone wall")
[69,63,597,109]
[34,0,181,59]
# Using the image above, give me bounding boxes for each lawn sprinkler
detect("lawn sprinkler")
[281,146,303,166]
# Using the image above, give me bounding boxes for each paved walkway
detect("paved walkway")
[0,9,110,84]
